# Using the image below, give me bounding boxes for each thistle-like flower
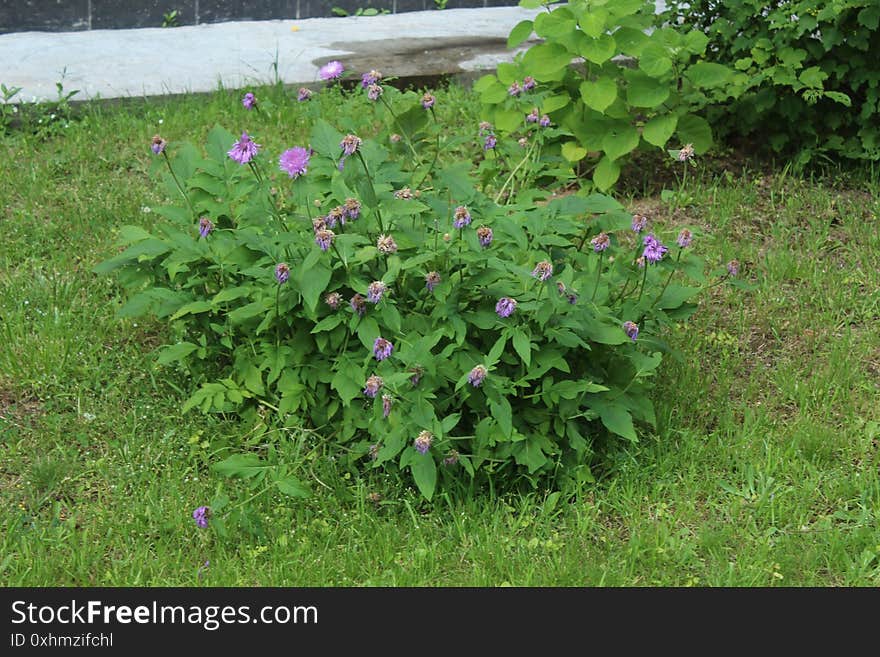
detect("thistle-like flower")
[453,205,471,229]
[476,225,493,248]
[425,271,441,292]
[319,60,344,80]
[443,450,460,466]
[727,259,740,276]
[350,294,367,316]
[297,87,313,102]
[325,206,345,228]
[192,506,210,529]
[518,137,529,148]
[394,187,414,200]
[275,262,290,284]
[377,234,398,254]
[478,121,493,135]
[484,134,497,150]
[526,107,539,124]
[414,430,433,455]
[531,260,553,281]
[373,337,394,361]
[678,143,695,162]
[623,321,639,341]
[344,198,361,221]
[468,365,488,387]
[408,366,424,387]
[279,146,310,179]
[242,92,256,110]
[539,115,551,127]
[315,229,335,252]
[591,232,610,253]
[340,134,362,157]
[228,131,260,165]
[312,216,327,232]
[495,297,517,318]
[325,292,342,310]
[361,69,382,87]
[363,375,383,398]
[677,229,693,248]
[382,394,393,418]
[151,134,167,154]
[367,281,387,303]
[421,93,436,110]
[643,233,668,264]
[522,76,536,91]
[198,217,214,238]
[367,84,383,102]
[631,214,648,233]
[508,81,522,96]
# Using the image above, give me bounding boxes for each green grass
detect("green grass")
[1,82,879,586]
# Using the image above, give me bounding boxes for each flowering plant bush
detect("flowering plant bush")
[98,79,737,501]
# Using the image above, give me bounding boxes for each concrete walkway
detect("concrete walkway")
[1,7,542,103]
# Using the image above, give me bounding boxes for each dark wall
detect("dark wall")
[0,0,519,34]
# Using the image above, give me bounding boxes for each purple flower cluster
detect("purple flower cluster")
[526,107,540,124]
[623,321,639,341]
[279,146,310,179]
[414,430,433,455]
[325,292,342,310]
[344,198,361,221]
[468,364,487,387]
[350,294,367,316]
[297,87,313,102]
[453,206,471,229]
[677,229,693,248]
[228,131,260,165]
[508,81,522,97]
[361,69,382,87]
[539,114,551,128]
[364,375,383,398]
[319,60,344,80]
[377,234,398,254]
[373,337,394,361]
[421,93,436,110]
[476,225,493,248]
[557,281,577,305]
[151,134,167,154]
[631,214,648,233]
[425,271,441,292]
[315,229,335,252]
[367,281,387,303]
[340,134,361,157]
[484,134,497,151]
[192,506,210,529]
[678,143,695,162]
[727,260,739,276]
[531,260,553,281]
[242,92,256,110]
[382,394,393,418]
[443,450,460,466]
[496,297,517,318]
[642,233,668,264]
[367,84,383,102]
[275,262,290,284]
[478,121,493,135]
[522,76,536,91]
[591,232,610,253]
[198,217,214,238]
[408,366,424,387]
[325,206,345,228]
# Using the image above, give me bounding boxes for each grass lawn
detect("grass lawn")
[1,83,878,586]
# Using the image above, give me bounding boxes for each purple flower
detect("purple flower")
[275,262,290,284]
[228,131,260,165]
[642,233,668,264]
[361,69,382,87]
[315,229,335,252]
[591,232,610,253]
[636,256,646,269]
[623,321,639,341]
[631,214,648,233]
[242,92,256,110]
[408,366,424,387]
[414,430,433,455]
[421,93,436,110]
[477,226,493,247]
[151,134,166,154]
[373,337,394,361]
[350,294,367,316]
[532,260,553,281]
[192,506,210,529]
[443,450,460,466]
[364,375,383,398]
[508,81,522,97]
[526,107,540,124]
[367,84,383,102]
[677,229,693,248]
[198,217,214,238]
[678,143,695,162]
[325,292,342,309]
[484,134,497,151]
[425,271,441,292]
[468,364,487,387]
[377,234,398,254]
[340,134,361,157]
[344,198,361,221]
[496,297,517,318]
[279,146,310,179]
[727,259,739,276]
[453,206,471,229]
[394,187,414,200]
[325,206,345,228]
[389,133,401,143]
[368,443,381,459]
[539,114,551,128]
[297,87,313,102]
[478,121,493,136]
[567,293,578,305]
[319,60,344,80]
[367,281,387,303]
[382,394,393,418]
[522,76,536,91]
[312,216,327,232]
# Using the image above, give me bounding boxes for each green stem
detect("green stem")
[636,262,649,303]
[355,151,384,234]
[162,151,196,217]
[591,251,604,302]
[275,284,282,350]
[379,95,422,165]
[650,250,683,309]
[494,144,535,204]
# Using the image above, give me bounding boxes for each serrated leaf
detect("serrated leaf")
[580,34,616,64]
[594,401,638,441]
[212,454,269,478]
[156,342,199,365]
[593,156,620,191]
[512,329,532,367]
[275,475,310,498]
[410,452,437,500]
[579,77,617,112]
[638,43,672,78]
[686,62,733,89]
[602,124,640,161]
[626,70,670,107]
[642,114,677,147]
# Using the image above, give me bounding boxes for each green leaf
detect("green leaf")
[798,66,827,89]
[242,364,264,395]
[580,34,616,65]
[595,402,638,441]
[858,6,880,29]
[169,300,213,320]
[683,30,709,55]
[512,329,532,367]
[489,397,513,438]
[638,43,672,78]
[578,10,608,38]
[212,454,269,478]
[275,475,310,498]
[602,124,640,161]
[824,91,851,107]
[583,320,629,344]
[593,156,620,191]
[508,19,535,48]
[541,94,571,113]
[534,10,577,40]
[479,80,510,104]
[513,437,548,473]
[642,114,677,147]
[656,285,700,309]
[441,413,461,433]
[676,114,713,153]
[579,77,617,112]
[332,366,362,405]
[561,141,588,162]
[156,342,199,365]
[625,70,670,107]
[309,119,344,157]
[206,125,236,162]
[685,62,733,89]
[410,452,437,501]
[298,259,331,312]
[522,42,573,80]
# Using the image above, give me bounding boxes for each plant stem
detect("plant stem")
[162,151,196,217]
[274,284,282,350]
[379,95,422,165]
[591,251,604,302]
[650,249,683,309]
[636,262,649,303]
[494,143,535,204]
[355,151,384,234]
